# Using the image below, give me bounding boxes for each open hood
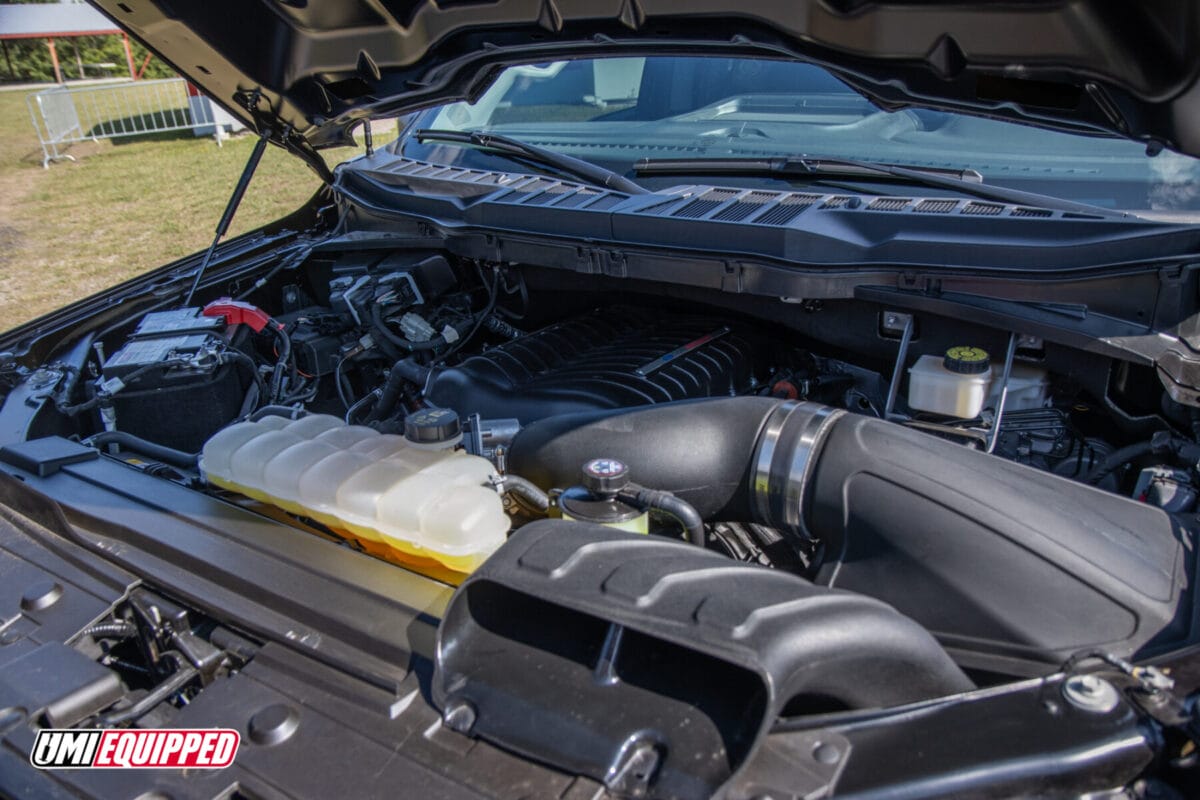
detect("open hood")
[91,1,1200,165]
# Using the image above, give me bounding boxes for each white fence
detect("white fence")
[27,78,244,168]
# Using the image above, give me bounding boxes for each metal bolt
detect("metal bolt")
[1062,674,1120,713]
[812,742,841,764]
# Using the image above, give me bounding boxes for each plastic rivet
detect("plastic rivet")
[20,581,63,613]
[248,704,300,745]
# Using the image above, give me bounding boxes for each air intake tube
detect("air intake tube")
[507,397,844,538]
[508,397,1190,671]
[508,395,1181,547]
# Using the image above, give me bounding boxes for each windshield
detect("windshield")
[395,56,1200,214]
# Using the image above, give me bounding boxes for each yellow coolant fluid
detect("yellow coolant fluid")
[199,412,510,579]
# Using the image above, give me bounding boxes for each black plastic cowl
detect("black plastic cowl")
[433,521,972,799]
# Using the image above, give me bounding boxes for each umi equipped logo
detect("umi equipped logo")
[30,728,239,769]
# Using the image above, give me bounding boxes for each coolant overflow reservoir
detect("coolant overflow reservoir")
[200,413,510,579]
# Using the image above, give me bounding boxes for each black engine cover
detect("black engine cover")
[427,307,767,423]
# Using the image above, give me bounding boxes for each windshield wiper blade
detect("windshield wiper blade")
[635,156,1126,218]
[415,129,647,195]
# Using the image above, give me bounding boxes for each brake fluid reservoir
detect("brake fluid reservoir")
[200,411,510,578]
[907,346,993,418]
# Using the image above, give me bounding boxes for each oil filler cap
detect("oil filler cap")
[943,345,990,374]
[404,408,462,448]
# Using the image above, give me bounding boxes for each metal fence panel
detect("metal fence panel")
[27,78,237,168]
[26,88,83,168]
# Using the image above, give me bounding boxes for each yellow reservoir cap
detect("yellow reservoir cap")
[943,345,990,375]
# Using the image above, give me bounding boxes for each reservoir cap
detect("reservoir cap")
[404,407,462,447]
[943,346,990,374]
[582,458,630,497]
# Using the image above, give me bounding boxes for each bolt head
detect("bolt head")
[1062,675,1120,714]
[812,742,841,764]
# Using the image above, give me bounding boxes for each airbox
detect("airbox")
[432,521,971,798]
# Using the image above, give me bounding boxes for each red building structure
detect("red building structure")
[0,3,135,84]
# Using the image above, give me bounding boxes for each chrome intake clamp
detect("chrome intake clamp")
[751,401,844,539]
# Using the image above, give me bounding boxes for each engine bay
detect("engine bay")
[9,244,1200,691]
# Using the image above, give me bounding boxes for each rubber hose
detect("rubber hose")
[1084,440,1158,485]
[57,358,193,416]
[80,621,138,640]
[268,325,292,402]
[249,404,308,422]
[224,350,268,411]
[621,485,705,547]
[97,661,199,727]
[85,431,198,468]
[368,358,431,422]
[371,304,446,352]
[499,474,551,513]
[237,381,261,419]
[372,322,404,361]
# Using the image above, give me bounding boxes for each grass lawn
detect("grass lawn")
[0,85,389,326]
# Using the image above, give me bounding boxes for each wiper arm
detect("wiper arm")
[415,129,647,195]
[635,156,1126,218]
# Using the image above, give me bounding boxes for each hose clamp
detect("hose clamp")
[751,402,843,539]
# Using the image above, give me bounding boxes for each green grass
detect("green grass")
[0,85,392,325]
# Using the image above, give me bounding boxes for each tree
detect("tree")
[2,1,174,83]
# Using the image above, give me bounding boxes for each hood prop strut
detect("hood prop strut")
[181,130,272,307]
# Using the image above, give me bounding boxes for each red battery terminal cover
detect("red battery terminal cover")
[202,298,281,333]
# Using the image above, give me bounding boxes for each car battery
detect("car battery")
[101,333,217,381]
[130,307,226,338]
[100,308,249,453]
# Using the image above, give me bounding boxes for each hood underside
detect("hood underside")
[91,1,1200,164]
